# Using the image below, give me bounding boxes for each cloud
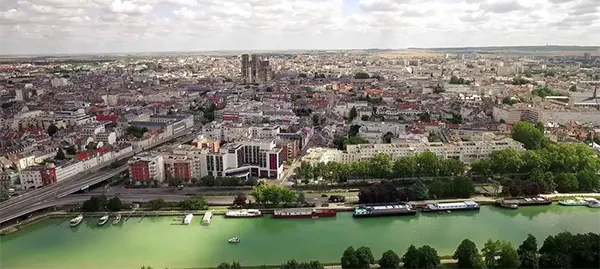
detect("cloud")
[0,0,598,55]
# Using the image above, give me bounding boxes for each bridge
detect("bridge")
[0,129,198,224]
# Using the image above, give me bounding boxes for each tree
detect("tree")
[428,180,451,199]
[231,261,241,269]
[539,232,599,269]
[233,192,247,206]
[576,169,600,191]
[482,240,501,268]
[355,246,375,269]
[518,234,539,269]
[82,195,107,212]
[282,259,299,269]
[55,148,66,160]
[411,180,429,200]
[497,242,520,269]
[349,107,358,121]
[511,121,545,150]
[341,247,359,269]
[178,195,208,210]
[554,173,579,193]
[379,250,401,269]
[416,245,440,269]
[106,197,122,211]
[250,183,296,205]
[217,262,231,269]
[147,198,166,210]
[454,239,484,269]
[296,192,307,205]
[452,176,475,198]
[482,240,520,269]
[402,245,420,268]
[47,124,59,137]
[569,85,577,92]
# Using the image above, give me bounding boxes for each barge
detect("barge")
[272,208,337,219]
[353,204,416,218]
[224,209,263,218]
[497,197,552,209]
[422,201,480,213]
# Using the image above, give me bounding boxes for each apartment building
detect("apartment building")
[358,122,407,143]
[276,139,299,164]
[163,154,194,180]
[19,165,57,189]
[206,139,284,179]
[128,153,165,183]
[192,135,220,152]
[340,137,524,164]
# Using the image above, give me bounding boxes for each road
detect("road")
[0,128,198,224]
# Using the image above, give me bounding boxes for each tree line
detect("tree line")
[145,196,208,211]
[82,195,123,212]
[470,142,600,196]
[357,178,475,204]
[141,232,597,269]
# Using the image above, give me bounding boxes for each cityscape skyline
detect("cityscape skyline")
[1,0,599,55]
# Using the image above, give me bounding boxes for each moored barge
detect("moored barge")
[422,201,480,213]
[353,204,416,218]
[224,209,263,218]
[272,208,337,219]
[497,197,552,209]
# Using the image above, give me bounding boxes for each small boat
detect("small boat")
[201,211,213,225]
[558,198,588,206]
[585,198,600,208]
[183,213,193,225]
[98,215,109,226]
[501,203,519,209]
[228,237,240,243]
[112,214,122,225]
[69,214,84,227]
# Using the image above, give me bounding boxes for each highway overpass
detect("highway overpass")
[0,129,198,224]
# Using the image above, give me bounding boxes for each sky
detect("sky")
[0,0,599,55]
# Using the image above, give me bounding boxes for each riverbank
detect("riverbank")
[185,259,458,269]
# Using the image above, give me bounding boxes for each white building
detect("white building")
[340,137,524,164]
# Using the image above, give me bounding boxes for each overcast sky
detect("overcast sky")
[0,0,599,55]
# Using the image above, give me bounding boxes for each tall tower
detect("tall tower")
[251,54,259,83]
[241,54,250,83]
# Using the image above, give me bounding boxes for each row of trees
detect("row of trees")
[145,196,208,211]
[357,178,475,204]
[142,232,598,269]
[296,153,466,182]
[82,195,123,212]
[470,143,600,195]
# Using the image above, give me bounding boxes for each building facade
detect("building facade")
[128,153,165,183]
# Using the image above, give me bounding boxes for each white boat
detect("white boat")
[69,214,84,227]
[112,214,122,225]
[585,198,600,208]
[228,237,240,243]
[201,211,213,225]
[224,209,263,218]
[558,197,587,206]
[98,215,109,226]
[183,213,194,225]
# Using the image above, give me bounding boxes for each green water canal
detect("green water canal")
[1,206,598,268]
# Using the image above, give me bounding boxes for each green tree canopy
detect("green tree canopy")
[379,250,401,269]
[511,121,546,150]
[106,197,122,212]
[341,247,359,269]
[453,239,484,269]
[518,234,539,269]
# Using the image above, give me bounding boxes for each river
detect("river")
[1,206,598,269]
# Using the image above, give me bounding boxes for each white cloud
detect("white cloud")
[0,0,598,55]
